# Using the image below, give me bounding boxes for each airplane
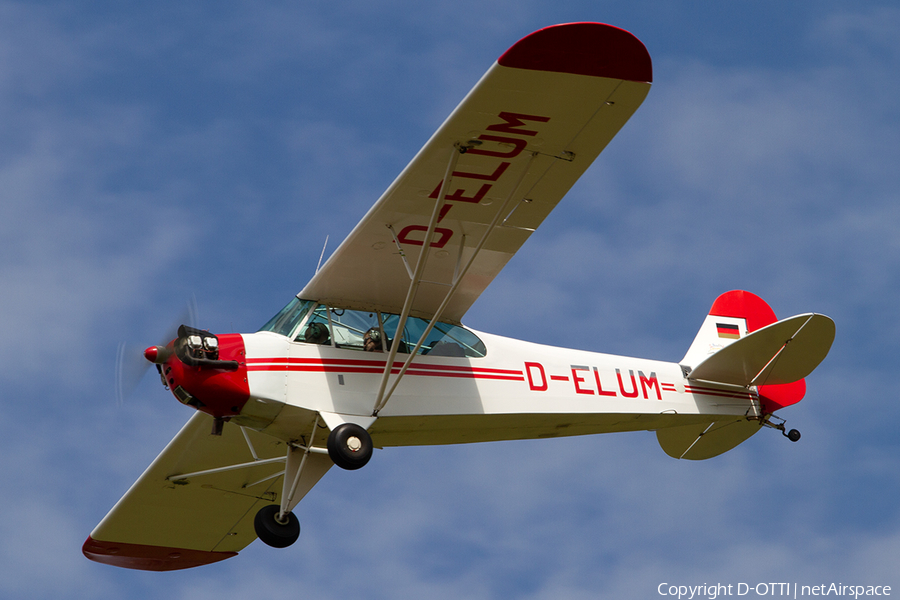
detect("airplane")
[83,22,835,571]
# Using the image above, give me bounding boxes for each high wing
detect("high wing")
[83,413,331,571]
[301,23,652,323]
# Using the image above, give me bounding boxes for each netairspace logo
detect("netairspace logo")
[657,583,892,600]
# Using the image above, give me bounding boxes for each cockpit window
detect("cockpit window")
[258,297,315,337]
[294,306,380,350]
[382,313,486,357]
[265,298,486,358]
[324,308,381,350]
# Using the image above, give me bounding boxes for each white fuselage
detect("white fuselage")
[237,329,757,447]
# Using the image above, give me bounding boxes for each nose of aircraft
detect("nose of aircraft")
[143,345,171,363]
[147,327,250,420]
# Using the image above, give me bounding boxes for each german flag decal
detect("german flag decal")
[716,323,741,339]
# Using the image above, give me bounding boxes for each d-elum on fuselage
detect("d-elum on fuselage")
[145,296,759,446]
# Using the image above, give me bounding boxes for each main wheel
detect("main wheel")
[254,504,300,548]
[787,429,801,442]
[327,423,373,470]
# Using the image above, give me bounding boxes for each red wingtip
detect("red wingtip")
[499,22,652,83]
[83,536,237,571]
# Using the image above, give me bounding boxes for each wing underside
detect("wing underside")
[83,412,331,571]
[300,23,652,323]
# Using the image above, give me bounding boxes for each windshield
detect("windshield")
[258,297,315,337]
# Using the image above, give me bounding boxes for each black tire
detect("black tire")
[254,504,300,548]
[327,423,373,470]
[787,429,801,442]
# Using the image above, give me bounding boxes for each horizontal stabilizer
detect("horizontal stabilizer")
[657,418,762,460]
[688,313,835,387]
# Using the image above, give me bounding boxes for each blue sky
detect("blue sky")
[2,1,899,598]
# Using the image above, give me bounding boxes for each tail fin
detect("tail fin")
[681,290,819,412]
[681,290,777,368]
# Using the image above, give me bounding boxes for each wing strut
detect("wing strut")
[372,149,539,416]
[166,425,287,484]
[162,422,330,504]
[371,144,464,414]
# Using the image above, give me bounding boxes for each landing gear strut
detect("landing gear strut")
[254,415,325,549]
[327,423,373,470]
[252,418,373,549]
[759,414,801,442]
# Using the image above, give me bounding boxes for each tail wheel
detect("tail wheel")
[254,505,300,548]
[327,423,373,470]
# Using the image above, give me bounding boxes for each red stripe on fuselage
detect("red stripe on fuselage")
[246,358,748,398]
[684,384,754,401]
[245,357,525,381]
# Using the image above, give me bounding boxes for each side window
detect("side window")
[291,304,486,357]
[329,309,381,350]
[425,321,486,357]
[380,314,409,354]
[382,314,486,357]
[295,306,385,351]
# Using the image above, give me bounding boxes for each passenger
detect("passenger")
[363,328,383,352]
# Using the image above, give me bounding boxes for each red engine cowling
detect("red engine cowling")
[153,329,250,419]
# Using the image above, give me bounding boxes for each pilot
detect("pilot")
[363,327,383,352]
[303,322,329,345]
